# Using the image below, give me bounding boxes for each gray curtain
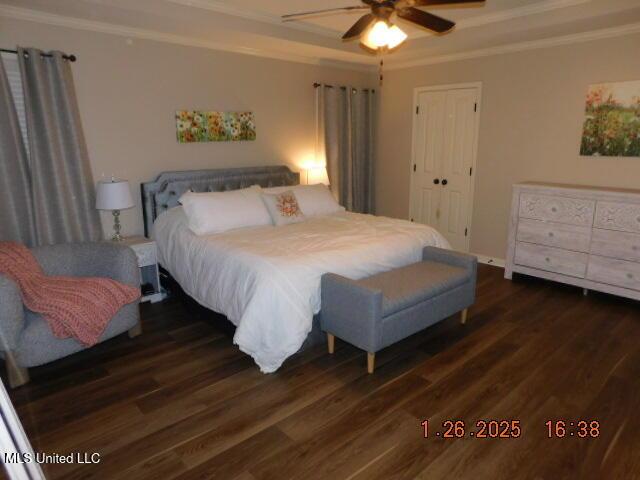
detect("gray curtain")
[0,56,36,245]
[18,47,102,245]
[316,84,375,214]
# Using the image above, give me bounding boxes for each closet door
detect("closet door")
[410,90,446,228]
[410,86,480,251]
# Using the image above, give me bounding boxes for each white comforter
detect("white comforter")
[154,208,450,373]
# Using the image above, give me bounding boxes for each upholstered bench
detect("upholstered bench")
[321,246,477,373]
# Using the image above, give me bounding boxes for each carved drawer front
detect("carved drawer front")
[516,218,591,252]
[590,229,640,262]
[587,256,640,291]
[515,242,588,278]
[594,201,640,233]
[519,194,594,226]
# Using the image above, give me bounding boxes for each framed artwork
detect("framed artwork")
[176,111,256,143]
[580,80,640,157]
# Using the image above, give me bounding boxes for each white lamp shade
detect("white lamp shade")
[307,167,330,186]
[387,25,408,49]
[361,21,407,50]
[361,21,389,50]
[96,180,134,211]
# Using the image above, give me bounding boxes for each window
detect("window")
[1,52,29,156]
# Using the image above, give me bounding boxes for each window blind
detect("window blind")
[1,53,29,156]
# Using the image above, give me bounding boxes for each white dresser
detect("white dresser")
[505,182,640,300]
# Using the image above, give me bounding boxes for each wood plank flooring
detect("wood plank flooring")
[4,264,640,479]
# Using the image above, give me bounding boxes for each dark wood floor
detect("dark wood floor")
[4,264,640,480]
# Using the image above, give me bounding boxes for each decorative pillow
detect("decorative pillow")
[178,185,272,235]
[263,184,345,217]
[261,190,306,226]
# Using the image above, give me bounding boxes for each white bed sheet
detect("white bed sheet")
[153,207,450,373]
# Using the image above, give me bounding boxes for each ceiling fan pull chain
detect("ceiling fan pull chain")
[379,56,384,86]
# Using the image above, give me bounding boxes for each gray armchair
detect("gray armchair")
[0,242,141,388]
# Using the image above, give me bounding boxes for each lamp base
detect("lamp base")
[111,210,123,242]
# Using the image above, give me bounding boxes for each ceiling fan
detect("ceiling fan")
[282,0,485,52]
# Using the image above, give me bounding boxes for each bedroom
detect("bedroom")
[1,0,640,478]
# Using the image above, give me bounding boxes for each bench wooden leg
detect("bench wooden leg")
[6,352,29,388]
[367,353,375,374]
[128,320,142,338]
[461,308,469,325]
[327,333,335,354]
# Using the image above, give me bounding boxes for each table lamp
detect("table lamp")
[96,178,134,241]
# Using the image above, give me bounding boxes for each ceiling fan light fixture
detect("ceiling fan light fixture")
[360,20,407,51]
[361,20,390,49]
[386,24,408,49]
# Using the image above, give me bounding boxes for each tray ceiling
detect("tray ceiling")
[2,0,640,70]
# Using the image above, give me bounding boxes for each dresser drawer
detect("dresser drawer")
[594,201,640,233]
[516,218,591,252]
[587,255,640,291]
[515,242,588,278]
[519,193,594,226]
[590,228,640,262]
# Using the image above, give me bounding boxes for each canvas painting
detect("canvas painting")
[176,111,256,143]
[580,81,640,157]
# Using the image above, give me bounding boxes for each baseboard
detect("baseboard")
[472,254,505,269]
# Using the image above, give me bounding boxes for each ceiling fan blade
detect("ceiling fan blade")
[282,6,369,21]
[410,0,484,5]
[397,7,455,33]
[342,13,376,40]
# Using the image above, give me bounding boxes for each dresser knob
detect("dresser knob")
[545,257,551,262]
[548,232,554,237]
[633,246,639,252]
[627,273,634,279]
[551,207,558,212]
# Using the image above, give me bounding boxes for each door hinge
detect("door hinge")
[416,106,419,115]
[469,166,473,176]
[474,103,477,112]
[413,164,417,172]
[465,227,468,237]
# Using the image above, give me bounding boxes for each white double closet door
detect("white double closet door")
[410,85,480,252]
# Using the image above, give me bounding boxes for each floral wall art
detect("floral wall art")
[580,81,640,157]
[176,111,256,143]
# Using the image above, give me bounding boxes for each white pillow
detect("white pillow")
[263,184,345,217]
[178,185,272,235]
[261,190,306,226]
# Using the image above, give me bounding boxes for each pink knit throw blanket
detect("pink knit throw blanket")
[0,242,140,346]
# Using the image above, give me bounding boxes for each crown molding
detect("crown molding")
[3,3,638,76]
[164,0,338,38]
[387,21,640,70]
[167,0,593,41]
[453,0,590,30]
[407,0,592,39]
[0,4,376,72]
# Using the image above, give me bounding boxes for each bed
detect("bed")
[142,166,449,372]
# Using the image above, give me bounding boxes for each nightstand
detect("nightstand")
[122,236,165,303]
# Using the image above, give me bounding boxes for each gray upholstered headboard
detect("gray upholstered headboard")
[140,165,300,237]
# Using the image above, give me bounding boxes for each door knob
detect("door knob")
[442,179,448,186]
[433,178,440,185]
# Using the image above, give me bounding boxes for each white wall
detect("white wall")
[0,16,374,237]
[377,33,640,260]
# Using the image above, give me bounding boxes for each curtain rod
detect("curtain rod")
[0,48,77,62]
[313,82,375,93]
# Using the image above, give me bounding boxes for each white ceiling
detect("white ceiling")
[2,0,640,70]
